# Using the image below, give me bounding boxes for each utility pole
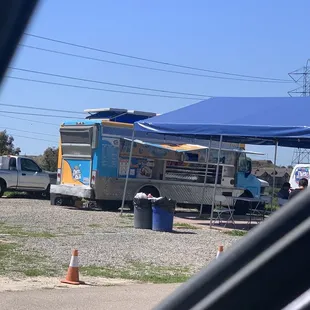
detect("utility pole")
[288,59,310,166]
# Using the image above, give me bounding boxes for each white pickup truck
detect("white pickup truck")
[0,155,54,198]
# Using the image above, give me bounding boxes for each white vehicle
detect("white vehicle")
[289,164,310,189]
[0,155,52,198]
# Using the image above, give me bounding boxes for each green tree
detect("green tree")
[0,131,21,155]
[41,147,59,172]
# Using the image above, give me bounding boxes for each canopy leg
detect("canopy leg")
[209,135,223,228]
[272,141,278,210]
[120,130,135,216]
[199,138,212,217]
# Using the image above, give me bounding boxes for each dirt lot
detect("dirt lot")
[0,198,241,291]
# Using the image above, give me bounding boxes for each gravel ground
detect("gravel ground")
[0,198,241,275]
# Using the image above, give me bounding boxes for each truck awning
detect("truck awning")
[123,138,264,155]
[85,108,158,123]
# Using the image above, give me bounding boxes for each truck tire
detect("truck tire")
[0,179,6,198]
[54,196,64,206]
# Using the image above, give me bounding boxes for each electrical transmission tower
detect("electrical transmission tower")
[288,59,310,166]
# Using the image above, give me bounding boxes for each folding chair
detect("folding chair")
[212,195,235,227]
[248,196,271,226]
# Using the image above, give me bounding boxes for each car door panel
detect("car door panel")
[17,158,47,190]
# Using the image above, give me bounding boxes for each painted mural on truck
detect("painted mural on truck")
[61,159,91,186]
[294,166,310,183]
[118,157,154,179]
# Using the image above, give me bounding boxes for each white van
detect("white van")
[289,164,310,189]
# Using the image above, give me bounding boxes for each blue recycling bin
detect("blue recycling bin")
[152,198,175,232]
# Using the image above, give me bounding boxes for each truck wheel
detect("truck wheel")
[0,179,6,198]
[139,186,160,198]
[54,197,63,206]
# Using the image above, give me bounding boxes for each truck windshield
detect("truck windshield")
[238,153,247,172]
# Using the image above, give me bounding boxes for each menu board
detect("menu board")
[118,157,154,179]
[101,137,120,177]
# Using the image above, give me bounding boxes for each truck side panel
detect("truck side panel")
[0,170,18,189]
[98,137,119,178]
[93,177,242,206]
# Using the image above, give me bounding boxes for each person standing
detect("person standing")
[278,182,291,200]
[288,178,308,200]
[277,182,291,206]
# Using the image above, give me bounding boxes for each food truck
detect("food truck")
[50,108,268,209]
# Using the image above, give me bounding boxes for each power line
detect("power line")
[6,76,203,100]
[0,102,83,115]
[1,127,58,137]
[10,67,210,97]
[10,133,57,143]
[20,44,291,84]
[24,33,291,83]
[0,127,57,143]
[0,110,77,119]
[0,114,59,126]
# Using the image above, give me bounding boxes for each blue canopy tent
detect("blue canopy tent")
[134,97,310,148]
[121,97,310,226]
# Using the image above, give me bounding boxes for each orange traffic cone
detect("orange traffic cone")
[216,245,224,259]
[61,249,85,285]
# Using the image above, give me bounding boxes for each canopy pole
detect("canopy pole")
[271,141,278,210]
[120,129,135,216]
[209,135,223,228]
[199,138,212,217]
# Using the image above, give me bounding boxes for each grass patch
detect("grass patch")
[0,223,56,238]
[116,225,133,228]
[81,262,191,284]
[117,215,134,228]
[0,242,59,277]
[28,232,57,238]
[122,214,134,218]
[88,224,101,228]
[174,222,199,230]
[23,268,51,277]
[223,229,247,237]
[0,243,17,258]
[3,191,28,198]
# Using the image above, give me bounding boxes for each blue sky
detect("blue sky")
[0,0,309,165]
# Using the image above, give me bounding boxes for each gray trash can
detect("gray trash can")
[134,198,152,229]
